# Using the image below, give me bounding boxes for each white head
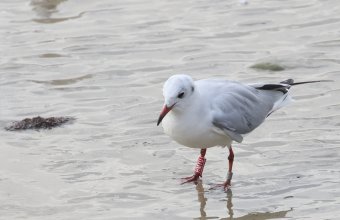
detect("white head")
[157,74,195,125]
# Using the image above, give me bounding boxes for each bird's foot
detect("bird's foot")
[209,180,231,191]
[181,173,201,184]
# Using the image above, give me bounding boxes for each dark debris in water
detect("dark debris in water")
[250,62,285,71]
[5,116,75,131]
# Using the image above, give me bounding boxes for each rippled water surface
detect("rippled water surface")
[1,0,340,219]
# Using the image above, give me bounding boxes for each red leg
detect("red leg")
[181,149,207,184]
[209,146,234,191]
[224,146,234,190]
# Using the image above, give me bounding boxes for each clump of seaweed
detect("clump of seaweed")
[5,116,75,131]
[250,62,285,71]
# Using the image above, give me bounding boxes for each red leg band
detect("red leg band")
[194,155,206,177]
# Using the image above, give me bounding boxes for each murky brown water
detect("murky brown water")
[1,0,340,219]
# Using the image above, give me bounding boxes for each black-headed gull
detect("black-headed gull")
[157,74,329,191]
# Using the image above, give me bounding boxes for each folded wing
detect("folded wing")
[211,80,291,143]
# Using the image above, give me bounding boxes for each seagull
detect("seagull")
[157,74,329,191]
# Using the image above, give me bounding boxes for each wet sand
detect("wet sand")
[1,0,340,219]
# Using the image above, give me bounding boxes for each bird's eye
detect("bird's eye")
[177,92,185,99]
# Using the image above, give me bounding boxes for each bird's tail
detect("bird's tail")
[269,92,292,115]
[265,78,332,116]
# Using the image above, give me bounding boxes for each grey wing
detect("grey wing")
[211,82,281,143]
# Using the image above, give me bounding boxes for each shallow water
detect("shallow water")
[1,0,340,219]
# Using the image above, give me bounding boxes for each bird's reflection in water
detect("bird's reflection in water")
[195,181,291,220]
[196,181,208,218]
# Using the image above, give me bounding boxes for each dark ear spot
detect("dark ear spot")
[191,86,195,92]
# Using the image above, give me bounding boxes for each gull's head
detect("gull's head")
[157,74,195,126]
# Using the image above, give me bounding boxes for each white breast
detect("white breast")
[161,107,232,148]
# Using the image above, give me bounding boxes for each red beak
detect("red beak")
[157,104,174,126]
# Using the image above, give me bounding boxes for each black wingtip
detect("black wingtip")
[291,80,333,86]
[255,84,290,94]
